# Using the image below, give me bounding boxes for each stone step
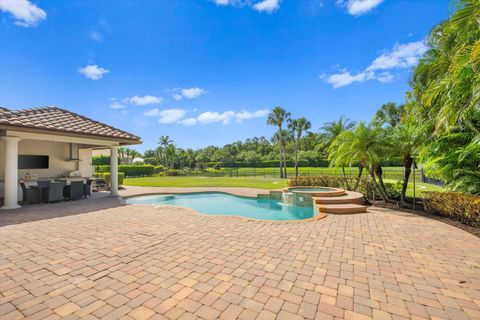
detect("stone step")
[316,203,367,214]
[313,191,364,205]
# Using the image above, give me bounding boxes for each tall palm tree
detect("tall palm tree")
[158,135,173,166]
[288,117,311,176]
[267,107,290,178]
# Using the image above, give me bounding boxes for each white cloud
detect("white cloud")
[377,71,394,83]
[253,0,280,13]
[89,30,103,42]
[181,87,206,99]
[178,118,198,126]
[326,71,375,88]
[110,102,126,110]
[366,41,427,71]
[235,109,270,121]
[143,108,161,117]
[126,95,164,106]
[213,0,281,13]
[78,65,109,80]
[338,0,383,16]
[158,109,186,124]
[0,0,46,27]
[324,40,427,88]
[198,111,235,125]
[172,93,183,101]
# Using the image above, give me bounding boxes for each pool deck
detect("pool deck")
[119,185,272,198]
[0,186,479,319]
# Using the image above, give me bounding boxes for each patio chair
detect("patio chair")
[36,180,51,203]
[92,178,106,192]
[43,181,65,203]
[19,182,41,204]
[84,179,93,198]
[64,181,85,200]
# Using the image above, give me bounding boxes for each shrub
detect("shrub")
[92,155,111,165]
[423,191,480,227]
[95,172,125,187]
[288,175,400,200]
[163,169,183,176]
[94,165,155,177]
[154,166,166,174]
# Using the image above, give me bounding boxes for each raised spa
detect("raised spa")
[126,192,316,221]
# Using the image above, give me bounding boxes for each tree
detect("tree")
[372,102,405,128]
[329,122,390,200]
[320,116,356,176]
[288,117,311,176]
[267,107,290,178]
[388,119,425,202]
[158,135,173,166]
[409,0,480,194]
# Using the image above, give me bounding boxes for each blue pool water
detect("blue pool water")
[126,192,315,221]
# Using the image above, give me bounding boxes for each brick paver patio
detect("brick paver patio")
[1,187,480,319]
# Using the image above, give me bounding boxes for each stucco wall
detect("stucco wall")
[0,139,93,200]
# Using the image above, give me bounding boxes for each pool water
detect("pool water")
[288,187,335,192]
[126,192,315,221]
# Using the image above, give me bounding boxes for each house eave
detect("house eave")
[0,124,142,146]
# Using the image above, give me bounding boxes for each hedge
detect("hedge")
[423,191,480,227]
[95,165,155,177]
[204,159,330,168]
[94,172,125,187]
[92,155,111,165]
[288,175,400,200]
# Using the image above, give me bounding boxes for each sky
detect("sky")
[0,0,451,152]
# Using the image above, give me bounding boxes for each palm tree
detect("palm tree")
[267,107,290,178]
[372,102,405,128]
[158,135,173,166]
[389,120,425,202]
[409,0,480,193]
[321,116,356,176]
[288,117,311,176]
[329,122,390,200]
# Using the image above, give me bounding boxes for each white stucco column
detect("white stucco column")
[110,145,119,196]
[1,136,22,209]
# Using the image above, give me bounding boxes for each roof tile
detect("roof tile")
[0,106,140,142]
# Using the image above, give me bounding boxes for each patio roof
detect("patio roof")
[0,106,141,145]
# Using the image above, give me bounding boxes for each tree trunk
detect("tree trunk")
[369,166,388,201]
[374,164,389,201]
[295,141,299,177]
[354,162,364,190]
[401,154,413,202]
[282,140,287,179]
[278,127,284,178]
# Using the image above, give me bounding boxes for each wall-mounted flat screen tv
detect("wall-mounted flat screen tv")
[18,155,49,169]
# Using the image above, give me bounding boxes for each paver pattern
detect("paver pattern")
[1,187,480,319]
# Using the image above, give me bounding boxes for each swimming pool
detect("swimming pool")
[126,192,316,221]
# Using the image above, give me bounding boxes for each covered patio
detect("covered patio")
[0,106,141,209]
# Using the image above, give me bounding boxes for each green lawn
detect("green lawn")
[383,179,444,197]
[124,176,444,196]
[124,176,287,189]
[200,166,420,181]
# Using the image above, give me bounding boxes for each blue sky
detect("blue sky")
[0,0,450,152]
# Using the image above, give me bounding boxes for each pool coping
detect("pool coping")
[283,186,345,197]
[123,190,327,223]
